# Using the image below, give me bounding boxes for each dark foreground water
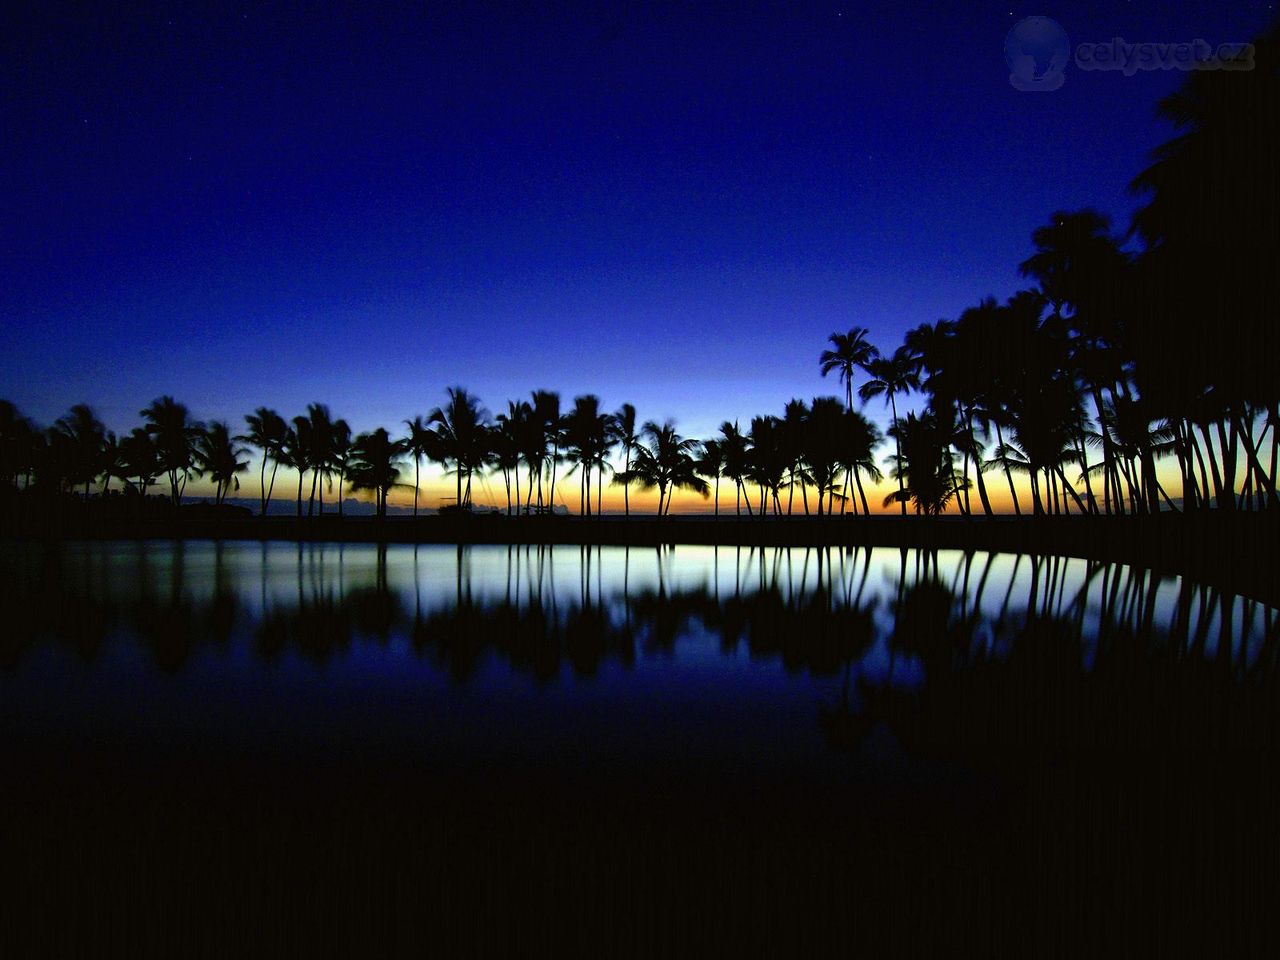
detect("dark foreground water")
[2,540,1278,951]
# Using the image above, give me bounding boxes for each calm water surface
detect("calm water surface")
[4,540,1275,786]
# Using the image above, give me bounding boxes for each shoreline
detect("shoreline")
[6,512,1278,607]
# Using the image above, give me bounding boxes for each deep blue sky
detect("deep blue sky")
[3,1,1276,443]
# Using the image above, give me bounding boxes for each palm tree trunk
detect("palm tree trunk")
[623,448,631,516]
[854,469,869,516]
[413,457,420,517]
[890,394,905,515]
[259,457,268,516]
[1235,412,1279,510]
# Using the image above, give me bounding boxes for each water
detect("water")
[3,539,1275,782]
[4,539,1278,950]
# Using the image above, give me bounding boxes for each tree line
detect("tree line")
[1,27,1276,518]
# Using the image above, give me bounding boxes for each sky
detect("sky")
[2,1,1275,510]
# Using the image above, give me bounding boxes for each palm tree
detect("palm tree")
[614,420,708,515]
[402,415,434,517]
[195,421,250,505]
[610,403,639,516]
[118,427,160,498]
[781,398,811,515]
[840,409,882,515]
[717,420,752,516]
[696,438,726,516]
[430,387,490,511]
[347,428,406,519]
[530,390,562,511]
[304,403,334,515]
[141,396,202,506]
[802,397,846,515]
[0,400,39,491]
[885,413,958,516]
[240,407,289,516]
[53,404,107,499]
[859,347,919,515]
[562,395,614,515]
[329,419,353,516]
[820,327,878,412]
[495,399,534,515]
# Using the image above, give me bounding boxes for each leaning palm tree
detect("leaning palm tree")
[240,407,289,516]
[820,327,878,412]
[859,347,919,515]
[195,421,250,505]
[141,396,203,506]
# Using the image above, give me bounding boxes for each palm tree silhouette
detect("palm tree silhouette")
[859,347,919,515]
[402,415,434,517]
[329,418,353,516]
[240,407,288,516]
[696,438,726,516]
[347,428,406,519]
[141,396,202,507]
[820,327,878,412]
[717,420,752,516]
[195,421,250,505]
[53,404,108,499]
[430,387,490,511]
[615,420,708,515]
[611,403,639,516]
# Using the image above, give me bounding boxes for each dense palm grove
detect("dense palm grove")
[2,32,1276,518]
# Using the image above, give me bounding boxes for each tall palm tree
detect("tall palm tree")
[530,390,562,511]
[717,420,752,516]
[495,399,534,515]
[430,387,490,511]
[402,415,434,517]
[610,402,639,516]
[859,347,919,515]
[696,438,726,516]
[240,407,289,516]
[304,403,334,515]
[820,327,878,412]
[196,421,250,505]
[801,397,846,515]
[141,396,202,506]
[840,409,882,515]
[329,418,353,516]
